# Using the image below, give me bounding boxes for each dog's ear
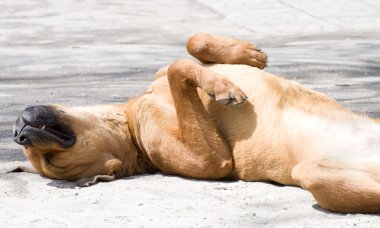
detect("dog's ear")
[75,158,122,187]
[7,166,38,174]
[75,174,115,187]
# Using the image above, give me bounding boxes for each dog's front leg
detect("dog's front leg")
[138,59,248,179]
[162,59,247,178]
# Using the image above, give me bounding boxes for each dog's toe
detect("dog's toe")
[213,89,247,107]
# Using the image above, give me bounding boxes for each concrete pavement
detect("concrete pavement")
[1,0,380,227]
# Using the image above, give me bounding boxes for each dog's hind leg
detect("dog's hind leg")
[154,33,267,80]
[292,159,380,213]
[186,33,267,69]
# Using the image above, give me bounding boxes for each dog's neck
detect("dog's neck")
[122,103,158,176]
[95,103,157,177]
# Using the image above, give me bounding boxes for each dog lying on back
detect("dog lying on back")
[13,33,380,213]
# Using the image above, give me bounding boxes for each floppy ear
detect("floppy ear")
[7,166,39,174]
[75,174,115,187]
[75,158,122,187]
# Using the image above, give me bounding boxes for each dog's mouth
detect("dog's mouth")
[13,106,75,148]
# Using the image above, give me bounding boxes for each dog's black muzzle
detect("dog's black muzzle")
[13,105,75,148]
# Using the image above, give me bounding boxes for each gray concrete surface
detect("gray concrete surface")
[1,0,380,227]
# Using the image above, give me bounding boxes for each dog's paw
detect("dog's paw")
[206,77,248,107]
[187,33,267,69]
[240,43,268,69]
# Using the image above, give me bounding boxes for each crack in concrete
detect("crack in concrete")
[193,0,257,35]
[276,0,345,29]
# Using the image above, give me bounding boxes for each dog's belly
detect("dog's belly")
[200,64,296,184]
[203,64,380,184]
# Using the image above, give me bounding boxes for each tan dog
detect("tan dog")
[13,33,380,213]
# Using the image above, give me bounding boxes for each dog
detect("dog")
[12,33,380,213]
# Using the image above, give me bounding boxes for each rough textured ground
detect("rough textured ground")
[1,0,380,227]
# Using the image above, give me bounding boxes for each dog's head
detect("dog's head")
[13,105,137,186]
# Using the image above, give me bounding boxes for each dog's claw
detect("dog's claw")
[203,71,247,108]
[217,98,232,105]
[211,89,247,107]
[207,93,216,99]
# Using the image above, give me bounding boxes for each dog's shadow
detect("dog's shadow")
[45,173,152,189]
[311,204,380,217]
[312,204,347,216]
[43,174,380,217]
[47,179,76,189]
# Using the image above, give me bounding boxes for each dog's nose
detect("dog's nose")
[13,110,29,147]
[13,123,30,146]
[13,105,55,146]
